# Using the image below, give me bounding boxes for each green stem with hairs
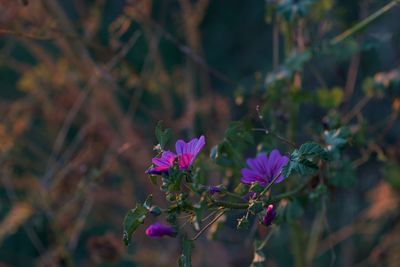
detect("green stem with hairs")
[209,200,248,210]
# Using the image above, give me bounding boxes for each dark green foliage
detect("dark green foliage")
[211,121,253,167]
[123,204,148,246]
[283,143,328,177]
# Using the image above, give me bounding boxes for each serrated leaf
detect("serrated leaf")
[298,142,328,160]
[178,236,193,267]
[123,204,148,246]
[283,159,317,177]
[283,143,328,177]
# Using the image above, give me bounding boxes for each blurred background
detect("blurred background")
[0,0,400,266]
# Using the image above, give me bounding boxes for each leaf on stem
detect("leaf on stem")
[123,204,148,246]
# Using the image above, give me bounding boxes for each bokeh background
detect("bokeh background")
[0,0,400,266]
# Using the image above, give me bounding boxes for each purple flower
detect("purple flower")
[241,149,289,186]
[145,222,176,238]
[175,135,206,169]
[146,136,205,175]
[147,151,176,175]
[262,204,276,226]
[209,185,223,195]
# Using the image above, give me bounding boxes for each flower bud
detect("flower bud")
[262,204,276,226]
[145,222,176,238]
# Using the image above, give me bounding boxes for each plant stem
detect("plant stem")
[255,106,298,148]
[252,128,297,148]
[189,209,227,241]
[223,191,245,200]
[257,227,277,251]
[330,0,400,45]
[256,171,283,201]
[209,200,248,210]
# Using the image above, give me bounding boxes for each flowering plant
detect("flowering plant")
[123,119,337,266]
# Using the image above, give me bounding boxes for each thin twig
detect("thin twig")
[42,31,141,186]
[342,95,370,124]
[255,106,298,148]
[330,0,400,45]
[0,170,56,266]
[133,8,237,87]
[209,200,248,210]
[0,29,52,40]
[256,171,283,202]
[189,209,226,241]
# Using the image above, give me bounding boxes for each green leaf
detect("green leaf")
[178,236,193,267]
[123,204,148,245]
[283,143,328,178]
[298,142,328,160]
[211,121,253,167]
[155,121,172,150]
[283,158,317,177]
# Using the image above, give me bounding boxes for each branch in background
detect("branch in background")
[330,0,400,45]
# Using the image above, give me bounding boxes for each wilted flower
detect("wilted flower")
[262,204,276,226]
[146,136,205,175]
[241,149,289,186]
[145,222,176,238]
